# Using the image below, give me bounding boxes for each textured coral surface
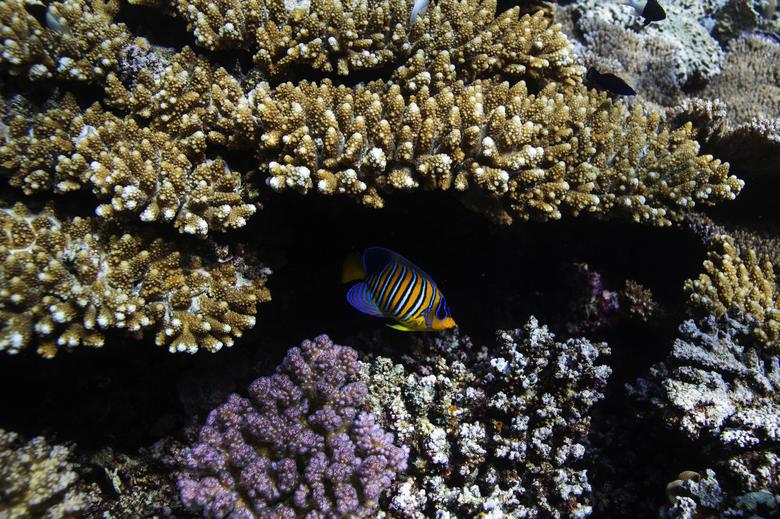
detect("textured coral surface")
[0,0,777,517]
[0,429,90,518]
[361,318,611,517]
[178,335,408,518]
[0,201,270,356]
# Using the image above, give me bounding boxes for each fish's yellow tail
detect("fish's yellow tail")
[341,251,365,283]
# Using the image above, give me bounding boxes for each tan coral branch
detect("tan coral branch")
[0,201,271,357]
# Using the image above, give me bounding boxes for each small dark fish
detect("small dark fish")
[586,67,637,96]
[626,0,666,27]
[23,0,48,26]
[640,0,666,26]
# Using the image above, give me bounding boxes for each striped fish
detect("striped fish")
[343,247,456,332]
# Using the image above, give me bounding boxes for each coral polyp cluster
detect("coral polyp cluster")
[178,335,408,518]
[0,202,270,356]
[0,0,744,232]
[133,0,581,85]
[0,0,132,82]
[360,318,611,517]
[256,78,742,223]
[0,92,257,236]
[685,234,779,351]
[0,429,90,518]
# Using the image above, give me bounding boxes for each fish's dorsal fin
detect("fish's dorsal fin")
[346,282,384,317]
[342,251,365,283]
[363,247,437,283]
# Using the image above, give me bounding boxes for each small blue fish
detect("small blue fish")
[343,247,456,332]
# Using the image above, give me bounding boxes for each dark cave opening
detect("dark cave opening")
[0,189,703,437]
[0,187,722,517]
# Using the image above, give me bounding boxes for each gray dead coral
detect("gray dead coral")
[633,316,779,446]
[559,0,726,104]
[0,429,90,518]
[631,314,780,517]
[0,201,271,357]
[360,317,611,518]
[700,33,780,126]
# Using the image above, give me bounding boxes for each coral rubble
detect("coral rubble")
[360,318,611,517]
[177,334,408,518]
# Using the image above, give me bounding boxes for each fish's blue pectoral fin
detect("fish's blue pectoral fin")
[346,282,383,317]
[386,323,416,331]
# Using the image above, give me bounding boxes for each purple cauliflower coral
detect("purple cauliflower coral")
[178,334,408,518]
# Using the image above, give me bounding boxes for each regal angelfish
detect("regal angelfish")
[343,247,456,332]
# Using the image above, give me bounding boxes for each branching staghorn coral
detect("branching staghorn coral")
[0,428,90,518]
[359,318,611,517]
[255,78,743,224]
[139,0,581,87]
[685,234,779,350]
[178,334,408,518]
[0,94,257,236]
[683,211,780,273]
[0,0,134,82]
[105,47,256,150]
[0,201,270,357]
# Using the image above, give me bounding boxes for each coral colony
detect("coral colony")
[0,0,778,517]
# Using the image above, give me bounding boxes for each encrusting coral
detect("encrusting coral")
[700,33,780,126]
[0,94,257,236]
[0,428,90,518]
[359,318,611,517]
[177,334,408,518]
[0,201,270,357]
[256,78,743,224]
